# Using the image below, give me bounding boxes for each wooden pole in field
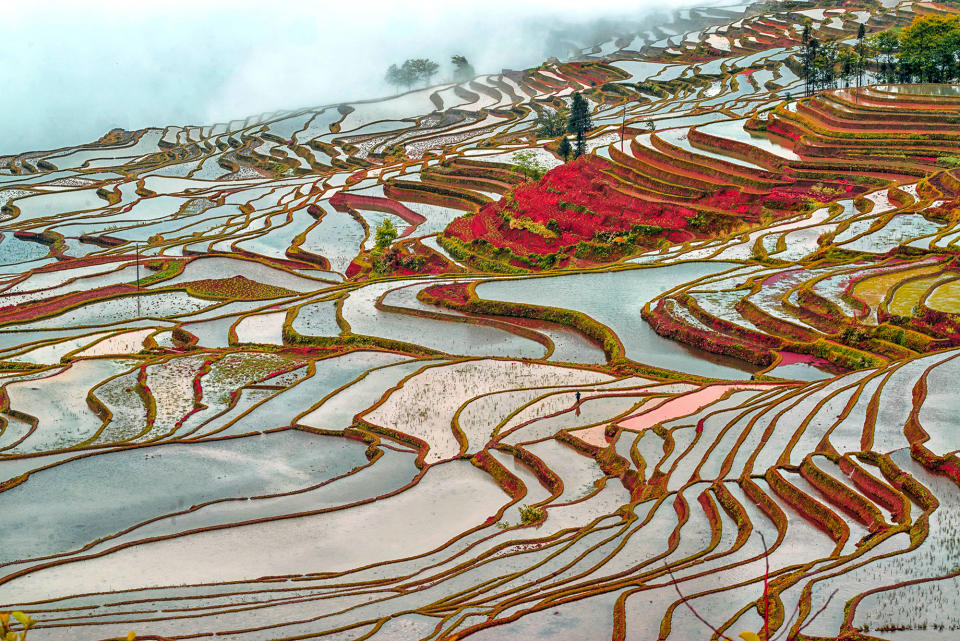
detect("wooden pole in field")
[135,242,142,318]
[621,105,627,153]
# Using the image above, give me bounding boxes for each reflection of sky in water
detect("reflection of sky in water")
[477,264,757,379]
[0,430,369,563]
[881,84,960,97]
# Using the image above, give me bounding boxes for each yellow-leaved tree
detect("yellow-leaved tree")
[0,612,34,641]
[0,611,135,640]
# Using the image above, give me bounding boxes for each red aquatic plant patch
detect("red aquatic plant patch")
[774,351,834,368]
[29,254,137,273]
[0,284,137,325]
[422,282,472,306]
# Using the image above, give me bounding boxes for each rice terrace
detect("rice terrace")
[5,0,960,638]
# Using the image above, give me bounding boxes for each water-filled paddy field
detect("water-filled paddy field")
[3,1,960,639]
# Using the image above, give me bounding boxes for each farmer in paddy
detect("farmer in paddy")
[575,390,581,405]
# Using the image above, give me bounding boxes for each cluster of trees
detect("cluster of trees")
[801,23,868,94]
[869,14,960,84]
[801,14,960,94]
[385,59,439,91]
[370,218,426,274]
[384,55,475,92]
[536,91,593,161]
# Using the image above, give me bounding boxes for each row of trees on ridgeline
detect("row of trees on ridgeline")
[384,55,475,92]
[536,92,592,161]
[801,14,960,94]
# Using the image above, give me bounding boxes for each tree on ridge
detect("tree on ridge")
[536,106,569,138]
[451,55,475,82]
[557,136,572,162]
[384,58,441,92]
[567,92,592,159]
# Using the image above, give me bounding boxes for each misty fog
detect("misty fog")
[1,0,728,155]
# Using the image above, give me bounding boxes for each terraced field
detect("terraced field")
[5,1,960,639]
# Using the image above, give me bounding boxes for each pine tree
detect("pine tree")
[806,37,822,93]
[567,92,593,137]
[557,136,572,161]
[567,92,592,159]
[575,130,586,159]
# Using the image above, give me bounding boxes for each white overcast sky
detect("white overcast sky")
[2,0,720,154]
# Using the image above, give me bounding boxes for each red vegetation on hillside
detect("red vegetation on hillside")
[441,139,864,270]
[445,156,700,259]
